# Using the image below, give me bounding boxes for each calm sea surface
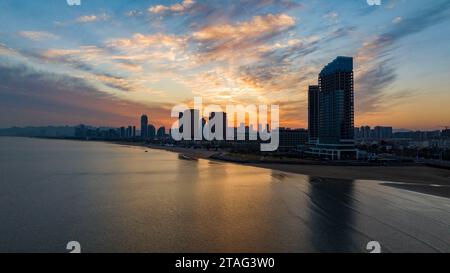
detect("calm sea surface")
[0,137,449,253]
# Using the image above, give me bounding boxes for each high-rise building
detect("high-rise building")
[157,127,166,139]
[361,126,371,139]
[141,115,148,138]
[127,126,132,138]
[148,125,156,139]
[307,57,358,160]
[308,85,319,143]
[318,56,354,145]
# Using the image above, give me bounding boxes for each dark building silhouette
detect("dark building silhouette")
[354,126,393,140]
[75,124,87,139]
[308,85,319,143]
[279,128,308,151]
[141,114,148,138]
[148,125,156,139]
[442,129,450,139]
[307,57,357,160]
[157,126,166,139]
[132,126,136,138]
[318,56,354,145]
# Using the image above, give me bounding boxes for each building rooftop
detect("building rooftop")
[319,56,353,77]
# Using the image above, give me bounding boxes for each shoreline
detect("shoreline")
[142,143,450,198]
[5,137,450,196]
[113,141,450,188]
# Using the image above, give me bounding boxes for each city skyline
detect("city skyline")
[1,0,450,130]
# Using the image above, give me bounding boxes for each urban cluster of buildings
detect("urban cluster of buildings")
[165,57,358,158]
[355,126,393,140]
[63,55,360,160]
[173,109,309,151]
[354,126,450,149]
[304,56,450,160]
[74,120,168,141]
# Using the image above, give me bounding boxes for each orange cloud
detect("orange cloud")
[193,13,295,41]
[149,0,195,14]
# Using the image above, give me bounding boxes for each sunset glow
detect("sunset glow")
[1,0,449,130]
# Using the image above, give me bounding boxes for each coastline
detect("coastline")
[145,143,450,198]
[5,137,449,197]
[112,141,450,188]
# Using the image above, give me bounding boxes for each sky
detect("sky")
[0,0,449,130]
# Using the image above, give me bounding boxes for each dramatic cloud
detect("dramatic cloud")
[106,33,188,59]
[192,13,296,63]
[31,45,153,93]
[1,0,449,129]
[0,63,172,127]
[193,14,295,41]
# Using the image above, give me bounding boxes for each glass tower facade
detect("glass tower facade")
[318,56,354,145]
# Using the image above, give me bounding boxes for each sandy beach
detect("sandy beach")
[123,143,450,190]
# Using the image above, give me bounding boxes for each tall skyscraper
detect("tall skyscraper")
[308,85,319,143]
[141,114,148,138]
[318,56,354,145]
[127,126,132,138]
[307,57,357,160]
